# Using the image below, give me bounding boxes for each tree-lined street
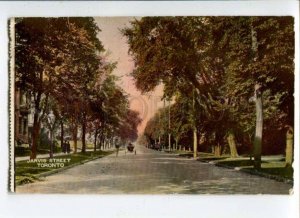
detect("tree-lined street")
[16,144,292,194]
[14,17,294,194]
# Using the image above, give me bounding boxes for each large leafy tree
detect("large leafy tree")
[15,17,104,158]
[87,66,131,151]
[117,110,142,143]
[123,17,212,158]
[212,17,294,167]
[125,17,294,164]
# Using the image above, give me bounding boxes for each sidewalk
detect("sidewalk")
[16,152,66,162]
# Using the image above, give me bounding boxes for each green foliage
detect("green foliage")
[15,17,106,157]
[124,17,294,155]
[37,129,52,148]
[118,110,142,142]
[87,70,136,145]
[15,18,136,156]
[15,147,31,157]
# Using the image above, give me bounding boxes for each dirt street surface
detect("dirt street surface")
[16,144,292,194]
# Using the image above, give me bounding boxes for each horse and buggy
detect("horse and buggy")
[126,142,136,155]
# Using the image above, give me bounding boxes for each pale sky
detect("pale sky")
[94,17,164,134]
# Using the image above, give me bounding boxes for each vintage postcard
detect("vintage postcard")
[10,16,295,194]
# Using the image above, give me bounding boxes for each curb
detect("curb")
[239,168,293,185]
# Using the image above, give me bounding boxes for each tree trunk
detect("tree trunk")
[30,117,40,159]
[94,129,98,152]
[30,92,43,160]
[73,124,78,154]
[168,100,171,151]
[214,144,221,156]
[100,134,104,150]
[81,122,86,153]
[104,139,107,150]
[168,134,171,151]
[60,121,64,148]
[254,84,263,169]
[285,126,293,167]
[49,131,53,158]
[227,131,239,158]
[193,128,197,159]
[192,88,198,159]
[214,131,222,156]
[251,23,262,169]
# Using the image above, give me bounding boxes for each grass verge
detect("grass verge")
[241,164,293,182]
[214,159,293,182]
[15,150,114,186]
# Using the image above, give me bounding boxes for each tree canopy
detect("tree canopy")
[15,17,141,158]
[124,16,294,157]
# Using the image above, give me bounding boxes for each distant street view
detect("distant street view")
[13,17,294,194]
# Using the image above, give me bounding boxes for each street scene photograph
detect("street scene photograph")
[11,16,294,194]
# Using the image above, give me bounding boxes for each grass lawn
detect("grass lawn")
[68,141,94,150]
[15,150,113,186]
[245,162,293,180]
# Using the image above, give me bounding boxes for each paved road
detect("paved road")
[16,144,292,194]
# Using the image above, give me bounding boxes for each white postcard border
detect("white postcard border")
[1,1,299,218]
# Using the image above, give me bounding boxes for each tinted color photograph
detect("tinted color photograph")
[11,16,294,194]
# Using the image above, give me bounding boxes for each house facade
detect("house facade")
[14,87,33,146]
